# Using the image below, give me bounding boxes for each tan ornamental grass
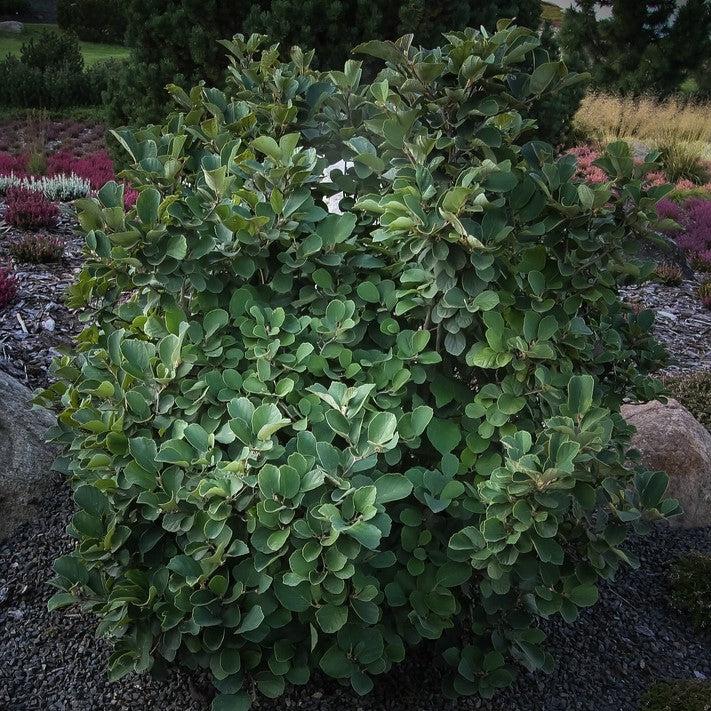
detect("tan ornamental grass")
[574,93,711,146]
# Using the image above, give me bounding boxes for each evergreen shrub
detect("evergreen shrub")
[40,26,678,711]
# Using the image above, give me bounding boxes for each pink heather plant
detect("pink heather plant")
[47,150,115,190]
[0,264,17,310]
[677,199,711,254]
[566,146,711,193]
[657,197,711,268]
[675,179,697,191]
[656,198,685,223]
[0,149,137,209]
[46,150,137,207]
[124,187,139,209]
[645,171,668,187]
[566,145,609,184]
[4,187,60,230]
[0,153,28,178]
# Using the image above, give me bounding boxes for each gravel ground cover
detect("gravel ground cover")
[0,209,82,387]
[620,275,711,375]
[0,472,708,711]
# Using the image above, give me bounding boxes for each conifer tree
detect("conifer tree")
[560,0,711,95]
[107,0,543,125]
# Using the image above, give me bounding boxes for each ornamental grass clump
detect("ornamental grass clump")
[9,233,65,263]
[697,279,711,309]
[653,263,683,286]
[39,27,678,711]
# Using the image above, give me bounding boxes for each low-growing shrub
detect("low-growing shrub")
[0,152,27,176]
[690,251,711,272]
[9,232,65,263]
[21,28,84,75]
[86,58,129,106]
[565,146,699,194]
[0,173,91,200]
[0,264,17,310]
[3,186,59,229]
[657,197,711,265]
[657,142,711,185]
[670,553,711,630]
[654,263,683,286]
[565,145,607,184]
[664,371,711,430]
[0,55,97,110]
[47,149,115,189]
[0,149,131,202]
[640,680,711,711]
[697,279,711,309]
[123,185,138,209]
[0,30,101,109]
[40,29,677,710]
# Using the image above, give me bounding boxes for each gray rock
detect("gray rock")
[0,370,57,541]
[0,21,23,33]
[622,398,711,527]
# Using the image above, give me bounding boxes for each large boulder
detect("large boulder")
[0,21,23,33]
[0,370,57,542]
[622,398,711,528]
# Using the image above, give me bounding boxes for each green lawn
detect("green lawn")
[0,23,129,65]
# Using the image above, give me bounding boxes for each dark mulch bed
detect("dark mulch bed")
[0,472,709,711]
[0,119,106,157]
[620,275,711,375]
[0,207,83,387]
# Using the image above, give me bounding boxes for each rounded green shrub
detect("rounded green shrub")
[0,29,101,109]
[663,371,711,430]
[669,552,711,631]
[40,26,679,711]
[20,28,84,75]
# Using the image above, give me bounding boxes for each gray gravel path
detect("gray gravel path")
[1,473,709,711]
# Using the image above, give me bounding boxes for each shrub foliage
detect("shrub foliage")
[0,29,102,110]
[560,0,711,97]
[669,552,711,632]
[106,0,542,125]
[41,26,677,710]
[57,0,128,43]
[9,232,65,263]
[663,371,711,430]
